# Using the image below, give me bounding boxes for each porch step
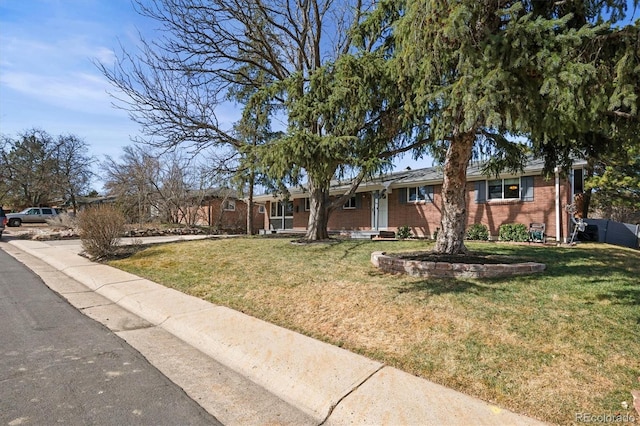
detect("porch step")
[348,231,382,240]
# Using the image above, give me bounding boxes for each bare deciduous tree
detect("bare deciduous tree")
[0,129,94,209]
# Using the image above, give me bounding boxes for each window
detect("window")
[258,205,265,214]
[304,198,310,211]
[223,199,236,211]
[269,201,294,230]
[343,196,357,209]
[476,176,533,203]
[573,168,584,194]
[488,178,520,200]
[27,208,39,215]
[407,186,433,202]
[270,201,293,217]
[41,208,53,215]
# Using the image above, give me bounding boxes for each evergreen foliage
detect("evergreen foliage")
[587,143,640,215]
[374,0,639,253]
[98,0,408,241]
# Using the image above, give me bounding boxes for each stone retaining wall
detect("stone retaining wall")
[371,251,546,279]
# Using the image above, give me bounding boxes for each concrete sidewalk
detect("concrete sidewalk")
[4,238,546,425]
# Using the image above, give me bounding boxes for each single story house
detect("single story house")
[254,157,587,242]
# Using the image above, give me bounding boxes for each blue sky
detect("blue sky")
[0,1,148,164]
[0,1,637,192]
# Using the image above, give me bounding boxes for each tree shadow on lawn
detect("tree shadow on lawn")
[395,277,505,297]
[593,287,640,307]
[473,244,638,279]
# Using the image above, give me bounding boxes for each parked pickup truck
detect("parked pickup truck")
[6,207,61,227]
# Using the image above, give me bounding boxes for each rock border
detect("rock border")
[371,251,546,279]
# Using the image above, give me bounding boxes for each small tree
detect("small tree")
[78,205,126,260]
[102,146,159,225]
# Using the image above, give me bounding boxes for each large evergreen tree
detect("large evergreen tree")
[98,0,409,241]
[384,0,639,253]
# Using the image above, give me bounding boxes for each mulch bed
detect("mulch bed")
[396,251,532,264]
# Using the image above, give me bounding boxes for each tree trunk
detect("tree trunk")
[305,178,331,241]
[434,132,475,254]
[581,158,595,218]
[246,170,255,235]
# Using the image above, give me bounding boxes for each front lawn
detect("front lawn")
[109,238,639,425]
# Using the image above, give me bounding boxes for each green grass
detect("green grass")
[109,238,640,425]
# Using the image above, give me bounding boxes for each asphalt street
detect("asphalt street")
[0,249,221,425]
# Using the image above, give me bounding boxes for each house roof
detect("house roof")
[255,156,587,201]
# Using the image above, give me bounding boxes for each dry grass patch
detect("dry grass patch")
[109,238,640,425]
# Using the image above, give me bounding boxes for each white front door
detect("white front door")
[378,193,388,229]
[371,191,389,230]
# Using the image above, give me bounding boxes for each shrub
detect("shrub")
[498,223,529,242]
[78,205,126,260]
[466,223,489,241]
[397,225,413,240]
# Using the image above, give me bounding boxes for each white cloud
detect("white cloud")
[93,47,117,64]
[0,70,116,114]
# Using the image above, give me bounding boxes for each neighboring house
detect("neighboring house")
[61,196,118,212]
[254,157,588,242]
[179,189,264,234]
[65,192,263,235]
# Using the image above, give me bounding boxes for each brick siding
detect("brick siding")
[264,174,575,241]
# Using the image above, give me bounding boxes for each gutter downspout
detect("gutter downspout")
[555,166,561,243]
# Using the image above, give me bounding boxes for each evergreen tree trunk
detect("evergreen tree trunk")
[246,169,255,235]
[434,132,475,254]
[305,177,330,241]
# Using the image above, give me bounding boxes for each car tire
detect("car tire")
[8,218,21,227]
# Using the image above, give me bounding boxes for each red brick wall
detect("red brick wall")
[387,187,443,238]
[266,175,574,241]
[293,198,308,229]
[386,176,573,240]
[465,176,569,240]
[184,198,263,234]
[290,195,373,230]
[327,193,372,230]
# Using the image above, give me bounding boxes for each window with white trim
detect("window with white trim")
[573,168,584,194]
[343,196,357,209]
[270,201,293,217]
[407,186,433,202]
[488,178,520,200]
[223,199,236,211]
[258,205,265,214]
